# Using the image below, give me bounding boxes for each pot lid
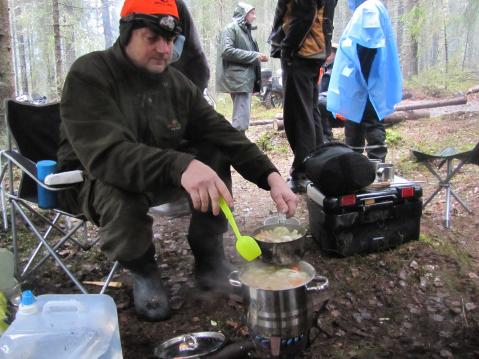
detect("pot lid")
[155,331,225,358]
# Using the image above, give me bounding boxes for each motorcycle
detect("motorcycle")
[258,68,283,109]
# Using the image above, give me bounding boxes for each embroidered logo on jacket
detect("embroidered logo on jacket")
[166,119,182,131]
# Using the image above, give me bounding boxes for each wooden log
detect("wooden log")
[249,119,273,127]
[83,280,123,288]
[273,118,284,131]
[383,110,430,124]
[394,96,467,111]
[273,110,429,130]
[467,85,479,95]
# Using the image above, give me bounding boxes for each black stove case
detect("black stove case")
[307,178,423,257]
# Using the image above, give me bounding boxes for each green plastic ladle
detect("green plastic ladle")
[219,197,261,262]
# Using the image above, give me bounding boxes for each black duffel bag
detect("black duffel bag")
[304,142,375,196]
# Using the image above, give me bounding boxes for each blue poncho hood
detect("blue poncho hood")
[327,0,402,123]
[348,0,367,10]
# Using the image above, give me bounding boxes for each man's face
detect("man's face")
[125,27,174,74]
[245,9,256,24]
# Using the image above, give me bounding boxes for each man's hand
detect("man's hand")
[267,172,298,217]
[258,53,269,62]
[180,159,233,215]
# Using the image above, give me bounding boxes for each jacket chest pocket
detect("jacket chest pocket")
[147,108,187,148]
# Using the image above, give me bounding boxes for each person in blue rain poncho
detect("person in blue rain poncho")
[327,0,402,161]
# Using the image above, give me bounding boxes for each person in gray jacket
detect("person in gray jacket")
[216,2,269,131]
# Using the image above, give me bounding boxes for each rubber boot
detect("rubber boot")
[120,245,171,321]
[187,230,233,291]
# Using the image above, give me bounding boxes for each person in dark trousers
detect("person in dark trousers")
[327,0,402,162]
[317,43,337,142]
[57,0,298,322]
[216,2,269,132]
[269,0,337,193]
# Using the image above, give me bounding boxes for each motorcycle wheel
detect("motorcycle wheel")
[264,91,283,109]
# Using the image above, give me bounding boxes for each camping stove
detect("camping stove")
[229,261,328,359]
[250,331,308,358]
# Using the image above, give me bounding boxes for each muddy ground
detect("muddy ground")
[2,94,479,358]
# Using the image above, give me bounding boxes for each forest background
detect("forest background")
[0,0,479,116]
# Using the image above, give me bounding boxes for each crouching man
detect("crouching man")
[57,0,298,321]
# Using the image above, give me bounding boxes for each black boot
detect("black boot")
[120,245,171,321]
[188,232,234,292]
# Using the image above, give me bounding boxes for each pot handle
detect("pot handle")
[229,270,242,288]
[305,275,329,292]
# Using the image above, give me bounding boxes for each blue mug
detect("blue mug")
[36,160,57,209]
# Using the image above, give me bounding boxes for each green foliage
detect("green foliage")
[385,129,403,146]
[215,94,233,120]
[251,96,282,120]
[401,4,426,41]
[0,292,8,333]
[255,131,275,152]
[255,130,289,154]
[405,62,478,96]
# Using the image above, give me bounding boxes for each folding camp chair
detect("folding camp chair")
[412,142,479,228]
[0,99,119,294]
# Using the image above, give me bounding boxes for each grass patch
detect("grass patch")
[256,131,275,152]
[413,138,474,155]
[385,128,403,146]
[405,62,478,96]
[395,156,421,177]
[214,94,281,122]
[215,94,233,120]
[255,130,289,154]
[420,233,473,274]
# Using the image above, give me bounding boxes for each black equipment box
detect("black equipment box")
[307,177,423,257]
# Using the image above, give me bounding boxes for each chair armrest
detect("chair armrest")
[44,170,83,185]
[1,150,81,191]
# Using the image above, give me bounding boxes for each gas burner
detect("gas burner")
[251,332,308,358]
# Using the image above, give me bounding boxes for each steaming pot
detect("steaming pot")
[229,261,328,357]
[252,223,307,265]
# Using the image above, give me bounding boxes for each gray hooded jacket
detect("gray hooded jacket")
[216,2,261,93]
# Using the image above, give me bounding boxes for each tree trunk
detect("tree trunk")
[441,0,449,80]
[64,3,76,72]
[101,0,114,48]
[52,0,63,96]
[17,33,28,95]
[403,0,419,78]
[0,0,15,120]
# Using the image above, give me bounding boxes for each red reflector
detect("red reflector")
[401,187,414,198]
[340,194,356,207]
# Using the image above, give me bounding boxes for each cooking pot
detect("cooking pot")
[229,261,328,339]
[376,163,394,182]
[252,223,307,265]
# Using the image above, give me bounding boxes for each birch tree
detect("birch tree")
[0,0,14,120]
[101,0,114,48]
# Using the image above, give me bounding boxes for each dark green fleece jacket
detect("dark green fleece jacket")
[58,41,277,195]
